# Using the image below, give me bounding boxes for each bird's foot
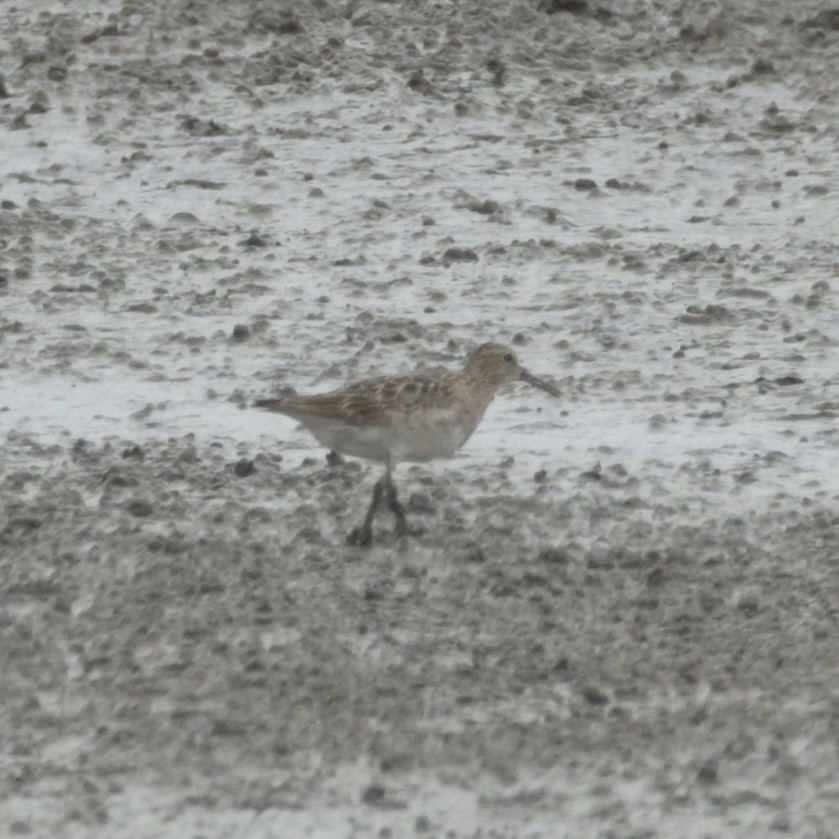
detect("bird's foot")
[326,450,345,467]
[394,518,424,539]
[347,524,373,547]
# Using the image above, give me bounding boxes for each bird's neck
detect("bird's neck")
[453,375,499,438]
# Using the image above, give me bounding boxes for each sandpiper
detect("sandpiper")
[255,342,559,545]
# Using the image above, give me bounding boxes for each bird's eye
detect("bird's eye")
[503,353,514,363]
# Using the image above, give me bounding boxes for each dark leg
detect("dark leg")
[347,475,385,546]
[384,470,424,538]
[383,473,410,537]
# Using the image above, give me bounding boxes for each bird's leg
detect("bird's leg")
[383,464,423,538]
[383,470,410,537]
[347,473,386,546]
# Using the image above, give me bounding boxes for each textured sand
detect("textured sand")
[2,0,839,835]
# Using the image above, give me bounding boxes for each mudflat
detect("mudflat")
[1,1,838,835]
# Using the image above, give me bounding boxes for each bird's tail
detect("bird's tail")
[253,398,287,412]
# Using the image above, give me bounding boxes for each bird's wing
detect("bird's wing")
[255,373,454,424]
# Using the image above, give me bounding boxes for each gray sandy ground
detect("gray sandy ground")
[2,0,839,836]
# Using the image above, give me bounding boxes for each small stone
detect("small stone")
[361,784,386,805]
[538,547,568,564]
[583,686,609,705]
[646,568,665,586]
[442,246,478,264]
[234,459,257,477]
[463,544,484,563]
[407,69,434,95]
[239,232,268,247]
[121,445,145,462]
[751,57,775,74]
[28,95,49,114]
[125,499,154,517]
[736,595,759,617]
[580,463,602,480]
[573,177,597,191]
[800,9,839,30]
[276,18,303,35]
[467,198,500,215]
[540,0,589,14]
[231,324,250,342]
[176,445,199,464]
[697,759,719,784]
[126,302,157,314]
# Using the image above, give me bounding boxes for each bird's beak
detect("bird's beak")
[519,368,560,397]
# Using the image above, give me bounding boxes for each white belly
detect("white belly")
[302,417,471,464]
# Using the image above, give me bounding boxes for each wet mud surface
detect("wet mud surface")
[2,0,839,835]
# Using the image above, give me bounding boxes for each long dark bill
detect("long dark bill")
[519,368,560,397]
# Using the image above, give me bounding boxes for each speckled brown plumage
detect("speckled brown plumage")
[255,342,559,544]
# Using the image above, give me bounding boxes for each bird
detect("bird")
[254,342,559,545]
